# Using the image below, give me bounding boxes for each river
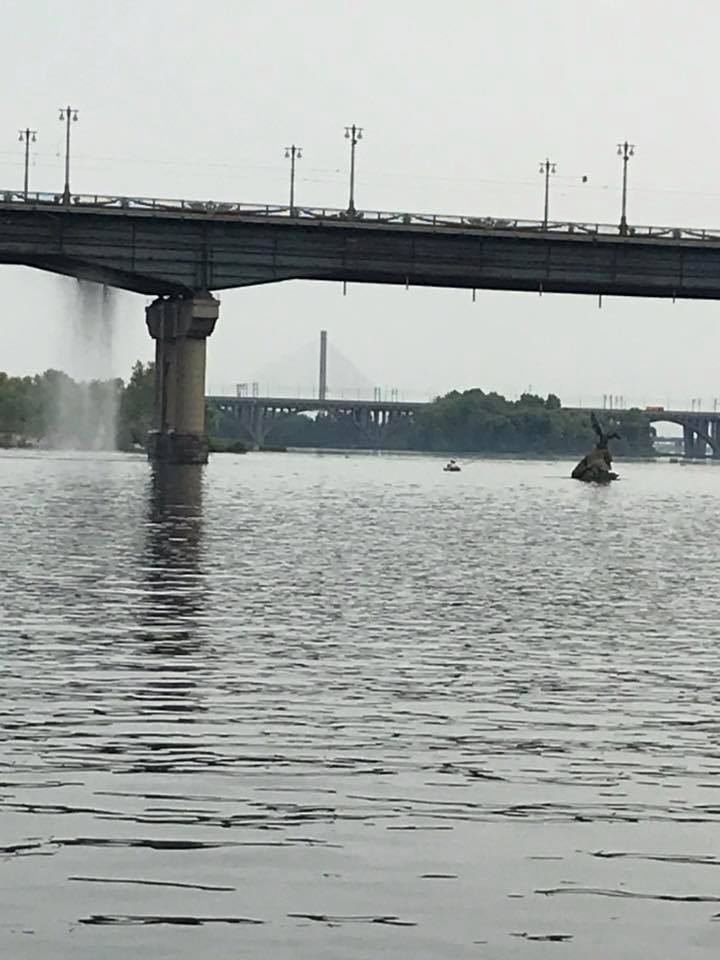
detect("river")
[2,450,720,958]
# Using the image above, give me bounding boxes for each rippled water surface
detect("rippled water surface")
[3,450,720,958]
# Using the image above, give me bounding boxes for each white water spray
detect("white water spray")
[51,280,119,450]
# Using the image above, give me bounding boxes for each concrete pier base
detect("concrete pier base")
[146,294,219,464]
[146,430,212,464]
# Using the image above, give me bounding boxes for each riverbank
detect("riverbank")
[0,435,689,463]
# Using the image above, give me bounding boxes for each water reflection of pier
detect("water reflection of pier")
[127,464,209,746]
[141,464,206,655]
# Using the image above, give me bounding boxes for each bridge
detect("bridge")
[208,393,720,458]
[4,188,720,461]
[209,395,426,447]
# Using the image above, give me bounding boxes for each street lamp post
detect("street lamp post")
[18,128,37,198]
[538,158,556,229]
[58,105,79,203]
[284,144,302,213]
[617,141,635,235]
[344,124,363,215]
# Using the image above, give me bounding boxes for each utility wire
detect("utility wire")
[2,149,720,202]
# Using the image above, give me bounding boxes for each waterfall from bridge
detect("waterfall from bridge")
[51,280,119,450]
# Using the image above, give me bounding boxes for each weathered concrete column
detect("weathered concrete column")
[146,294,219,464]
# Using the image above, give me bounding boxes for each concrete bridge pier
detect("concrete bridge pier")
[683,419,712,459]
[146,294,219,464]
[684,423,699,458]
[711,420,720,458]
[245,403,267,449]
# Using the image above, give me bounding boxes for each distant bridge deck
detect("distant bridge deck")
[208,395,427,415]
[570,406,720,425]
[4,190,720,297]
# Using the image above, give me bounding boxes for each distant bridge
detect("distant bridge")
[577,407,720,457]
[208,395,425,447]
[207,395,720,457]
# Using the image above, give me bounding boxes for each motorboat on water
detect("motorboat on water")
[443,459,461,472]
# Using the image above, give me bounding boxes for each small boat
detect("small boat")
[443,459,461,472]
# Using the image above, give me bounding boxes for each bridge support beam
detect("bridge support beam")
[146,294,219,464]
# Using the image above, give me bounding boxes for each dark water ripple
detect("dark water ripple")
[3,451,720,958]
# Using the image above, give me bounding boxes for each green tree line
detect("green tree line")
[248,390,655,456]
[0,361,154,450]
[0,363,655,457]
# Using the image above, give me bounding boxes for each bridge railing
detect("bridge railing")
[4,189,720,243]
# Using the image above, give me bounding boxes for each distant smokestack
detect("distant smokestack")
[319,330,328,400]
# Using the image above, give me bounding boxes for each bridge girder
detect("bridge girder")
[4,201,720,298]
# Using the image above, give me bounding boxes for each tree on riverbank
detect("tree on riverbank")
[0,369,120,446]
[409,389,654,456]
[117,361,154,448]
[247,389,655,457]
[0,364,656,457]
[0,365,147,450]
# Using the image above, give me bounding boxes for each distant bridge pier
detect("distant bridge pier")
[711,420,720,458]
[238,402,267,449]
[683,423,699,458]
[350,405,401,446]
[683,418,715,459]
[146,294,219,464]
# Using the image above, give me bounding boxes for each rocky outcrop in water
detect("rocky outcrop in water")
[571,413,619,483]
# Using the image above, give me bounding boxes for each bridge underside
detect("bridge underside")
[8,254,183,296]
[4,203,720,298]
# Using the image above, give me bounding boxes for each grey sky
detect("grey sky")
[2,0,720,407]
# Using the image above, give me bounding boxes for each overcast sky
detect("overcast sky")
[2,0,720,407]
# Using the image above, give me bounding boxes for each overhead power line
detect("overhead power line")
[2,148,720,204]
